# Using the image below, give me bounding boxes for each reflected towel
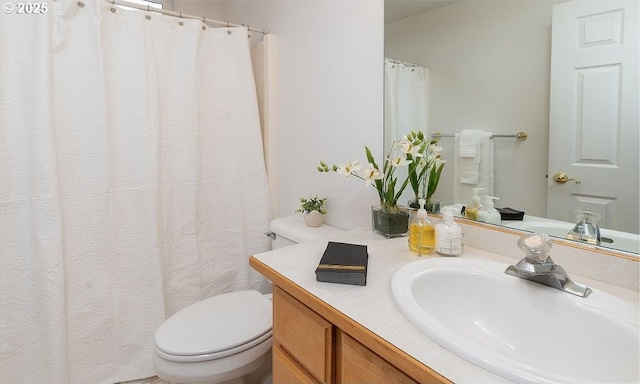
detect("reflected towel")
[458,129,490,184]
[458,129,481,158]
[454,131,494,204]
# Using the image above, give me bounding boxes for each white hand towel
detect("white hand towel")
[454,131,494,205]
[458,129,485,184]
[458,129,482,158]
[459,154,481,184]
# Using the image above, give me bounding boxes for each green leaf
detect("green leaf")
[364,146,379,170]
[427,162,445,198]
[386,178,395,204]
[394,177,410,204]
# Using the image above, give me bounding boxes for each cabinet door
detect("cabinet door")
[336,331,418,384]
[273,345,319,384]
[274,287,333,383]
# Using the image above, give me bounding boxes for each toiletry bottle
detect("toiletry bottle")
[464,188,485,221]
[408,198,435,255]
[435,208,463,256]
[477,196,501,225]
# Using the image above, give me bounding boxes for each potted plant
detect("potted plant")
[404,131,446,212]
[296,195,328,227]
[318,141,414,237]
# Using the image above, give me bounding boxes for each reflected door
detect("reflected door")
[547,0,639,233]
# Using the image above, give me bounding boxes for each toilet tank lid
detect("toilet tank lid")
[155,290,272,356]
[269,215,345,243]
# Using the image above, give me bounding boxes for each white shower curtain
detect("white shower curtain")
[384,58,430,154]
[384,58,430,204]
[0,1,272,383]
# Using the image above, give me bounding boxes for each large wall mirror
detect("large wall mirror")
[384,0,639,255]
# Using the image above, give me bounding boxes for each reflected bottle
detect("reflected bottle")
[464,188,485,221]
[408,199,435,255]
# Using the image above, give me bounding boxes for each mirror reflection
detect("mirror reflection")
[384,0,639,254]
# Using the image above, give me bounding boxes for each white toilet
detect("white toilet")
[153,215,344,384]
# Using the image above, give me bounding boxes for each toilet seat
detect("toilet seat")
[154,330,272,363]
[155,290,272,363]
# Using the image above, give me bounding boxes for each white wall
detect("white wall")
[172,0,222,19]
[386,1,562,217]
[222,1,385,230]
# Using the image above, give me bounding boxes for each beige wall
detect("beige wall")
[386,1,563,217]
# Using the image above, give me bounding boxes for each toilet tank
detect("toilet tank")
[268,215,345,249]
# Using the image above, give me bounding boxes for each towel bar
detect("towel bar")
[431,131,528,141]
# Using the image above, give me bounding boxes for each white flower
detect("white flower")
[400,140,423,158]
[427,143,444,154]
[360,163,383,186]
[388,154,412,168]
[417,155,429,169]
[394,137,411,150]
[337,160,361,176]
[434,156,447,167]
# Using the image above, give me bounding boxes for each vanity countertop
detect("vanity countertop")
[250,228,639,384]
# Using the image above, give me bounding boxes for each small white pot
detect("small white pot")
[304,210,325,227]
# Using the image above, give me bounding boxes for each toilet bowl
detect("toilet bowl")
[153,290,273,384]
[153,215,344,384]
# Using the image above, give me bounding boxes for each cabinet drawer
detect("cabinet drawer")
[273,345,319,384]
[274,287,333,383]
[336,331,418,384]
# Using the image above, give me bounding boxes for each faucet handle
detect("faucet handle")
[517,233,552,263]
[574,209,601,224]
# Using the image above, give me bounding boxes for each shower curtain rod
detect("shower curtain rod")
[105,0,269,34]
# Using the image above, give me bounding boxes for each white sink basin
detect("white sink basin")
[504,221,640,255]
[391,257,639,384]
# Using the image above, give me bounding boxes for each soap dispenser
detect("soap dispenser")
[477,196,501,225]
[464,188,485,220]
[435,208,463,256]
[408,198,435,255]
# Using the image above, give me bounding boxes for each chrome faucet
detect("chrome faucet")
[505,233,592,297]
[565,209,601,246]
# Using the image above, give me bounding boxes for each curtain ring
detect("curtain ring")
[201,16,205,23]
[227,21,230,28]
[179,12,182,18]
[146,4,150,11]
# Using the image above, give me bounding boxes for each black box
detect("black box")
[315,241,368,286]
[497,207,525,221]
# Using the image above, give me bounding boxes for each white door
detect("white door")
[547,0,639,234]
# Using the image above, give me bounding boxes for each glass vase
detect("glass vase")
[427,198,441,213]
[407,197,441,213]
[371,205,409,238]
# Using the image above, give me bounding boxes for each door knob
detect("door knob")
[553,172,581,184]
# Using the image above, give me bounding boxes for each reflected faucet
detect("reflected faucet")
[505,233,592,297]
[566,209,601,246]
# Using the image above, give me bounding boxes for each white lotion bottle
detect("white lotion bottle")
[435,209,463,256]
[477,196,502,225]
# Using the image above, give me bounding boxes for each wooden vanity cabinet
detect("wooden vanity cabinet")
[336,331,418,384]
[273,346,318,384]
[271,286,449,384]
[273,287,332,383]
